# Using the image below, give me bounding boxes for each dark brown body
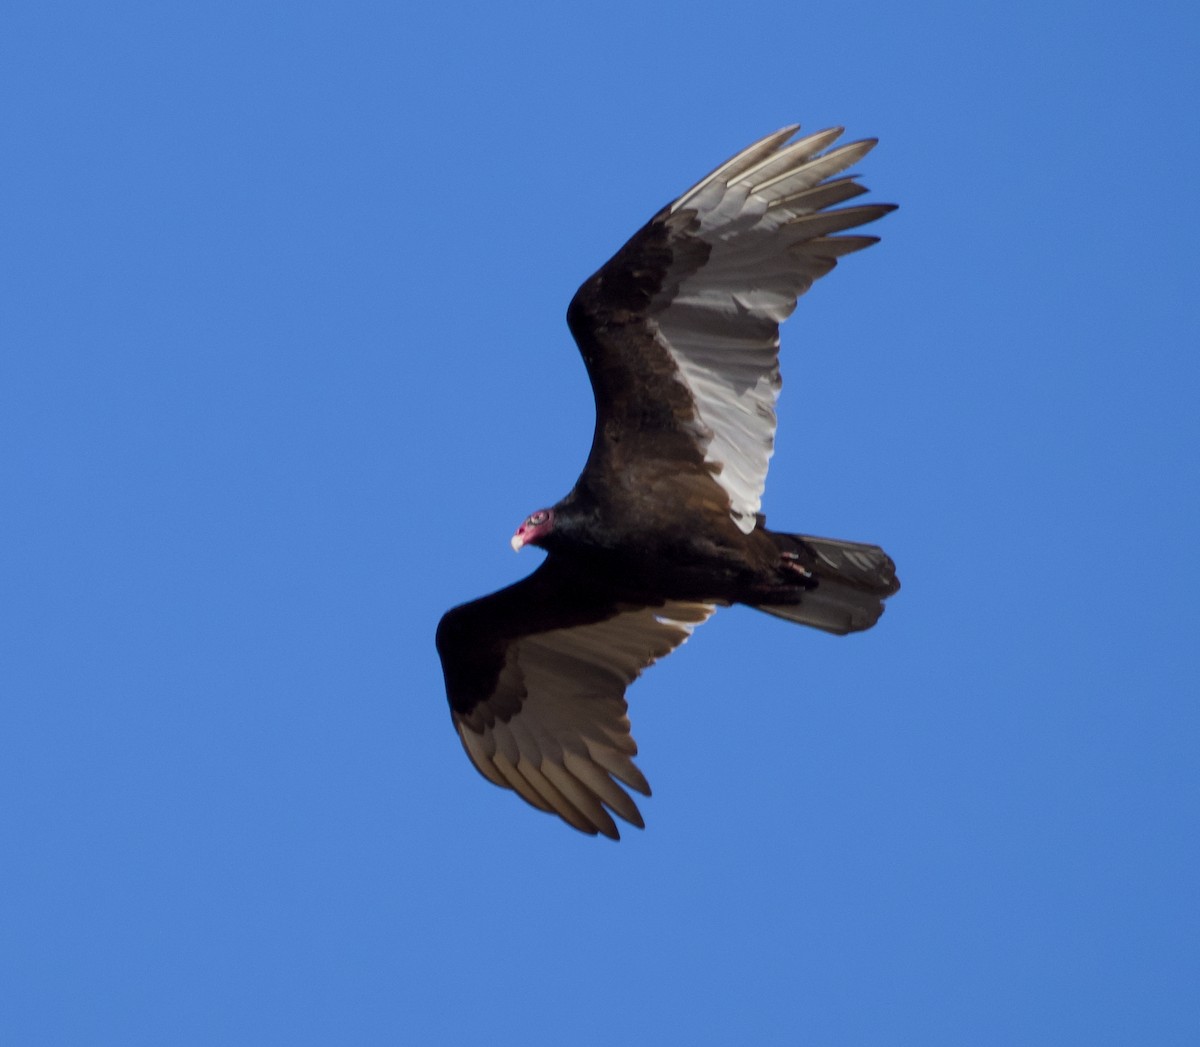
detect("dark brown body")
[537,472,897,637]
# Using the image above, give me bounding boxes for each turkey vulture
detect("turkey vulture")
[437,124,900,838]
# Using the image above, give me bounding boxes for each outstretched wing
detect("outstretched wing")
[437,560,716,839]
[568,126,894,533]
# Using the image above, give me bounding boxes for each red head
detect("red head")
[511,509,555,551]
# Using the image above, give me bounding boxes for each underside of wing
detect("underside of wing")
[437,562,717,839]
[569,126,894,531]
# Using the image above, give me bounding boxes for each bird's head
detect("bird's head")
[511,509,555,551]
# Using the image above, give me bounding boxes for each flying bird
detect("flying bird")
[437,124,900,838]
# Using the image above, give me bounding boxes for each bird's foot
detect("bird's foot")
[780,551,811,575]
[780,551,814,581]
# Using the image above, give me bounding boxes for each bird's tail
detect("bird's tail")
[753,533,900,636]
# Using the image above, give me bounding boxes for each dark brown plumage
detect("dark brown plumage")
[436,125,900,838]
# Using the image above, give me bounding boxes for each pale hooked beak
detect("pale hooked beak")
[510,532,525,552]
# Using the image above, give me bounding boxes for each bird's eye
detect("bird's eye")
[530,511,547,525]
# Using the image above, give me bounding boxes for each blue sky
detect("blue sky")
[3,1,1198,1043]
